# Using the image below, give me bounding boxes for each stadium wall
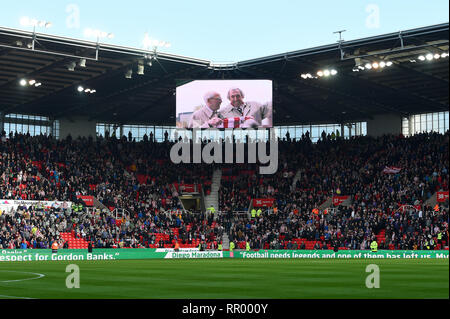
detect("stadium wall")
[59,117,96,140]
[0,249,448,262]
[366,113,402,137]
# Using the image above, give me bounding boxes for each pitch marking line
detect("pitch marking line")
[0,294,35,299]
[0,270,45,299]
[0,270,46,283]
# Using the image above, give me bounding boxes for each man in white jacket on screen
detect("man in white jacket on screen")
[188,91,224,128]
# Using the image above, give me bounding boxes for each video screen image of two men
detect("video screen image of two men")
[176,80,273,129]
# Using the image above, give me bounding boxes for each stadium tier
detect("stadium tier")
[0,131,448,251]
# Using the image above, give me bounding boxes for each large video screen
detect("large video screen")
[176,80,273,129]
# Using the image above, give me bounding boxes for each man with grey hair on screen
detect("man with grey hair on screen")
[220,87,272,128]
[188,91,224,128]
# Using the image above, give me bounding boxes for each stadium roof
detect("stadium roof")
[0,23,448,126]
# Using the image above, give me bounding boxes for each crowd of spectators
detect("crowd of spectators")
[0,206,224,249]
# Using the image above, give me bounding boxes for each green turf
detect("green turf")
[0,259,448,299]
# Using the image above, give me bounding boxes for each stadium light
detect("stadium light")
[79,59,87,68]
[67,61,76,71]
[125,69,133,79]
[19,78,42,87]
[417,52,448,62]
[77,85,96,94]
[302,70,335,79]
[137,63,145,75]
[357,61,392,72]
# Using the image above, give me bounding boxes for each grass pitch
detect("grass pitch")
[0,259,448,299]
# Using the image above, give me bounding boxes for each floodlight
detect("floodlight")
[137,64,145,75]
[365,63,372,69]
[426,53,433,61]
[323,69,331,77]
[29,80,36,85]
[386,61,393,67]
[418,55,426,61]
[330,69,337,75]
[379,61,386,68]
[68,61,76,71]
[79,59,86,68]
[20,79,27,86]
[317,70,324,77]
[77,86,84,92]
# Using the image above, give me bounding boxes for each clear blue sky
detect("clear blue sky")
[1,0,448,62]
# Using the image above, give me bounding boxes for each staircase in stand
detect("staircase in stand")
[292,169,302,191]
[204,169,222,213]
[222,233,230,250]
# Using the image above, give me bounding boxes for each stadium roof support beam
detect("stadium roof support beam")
[236,23,449,68]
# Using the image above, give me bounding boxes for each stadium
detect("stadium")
[0,5,448,306]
